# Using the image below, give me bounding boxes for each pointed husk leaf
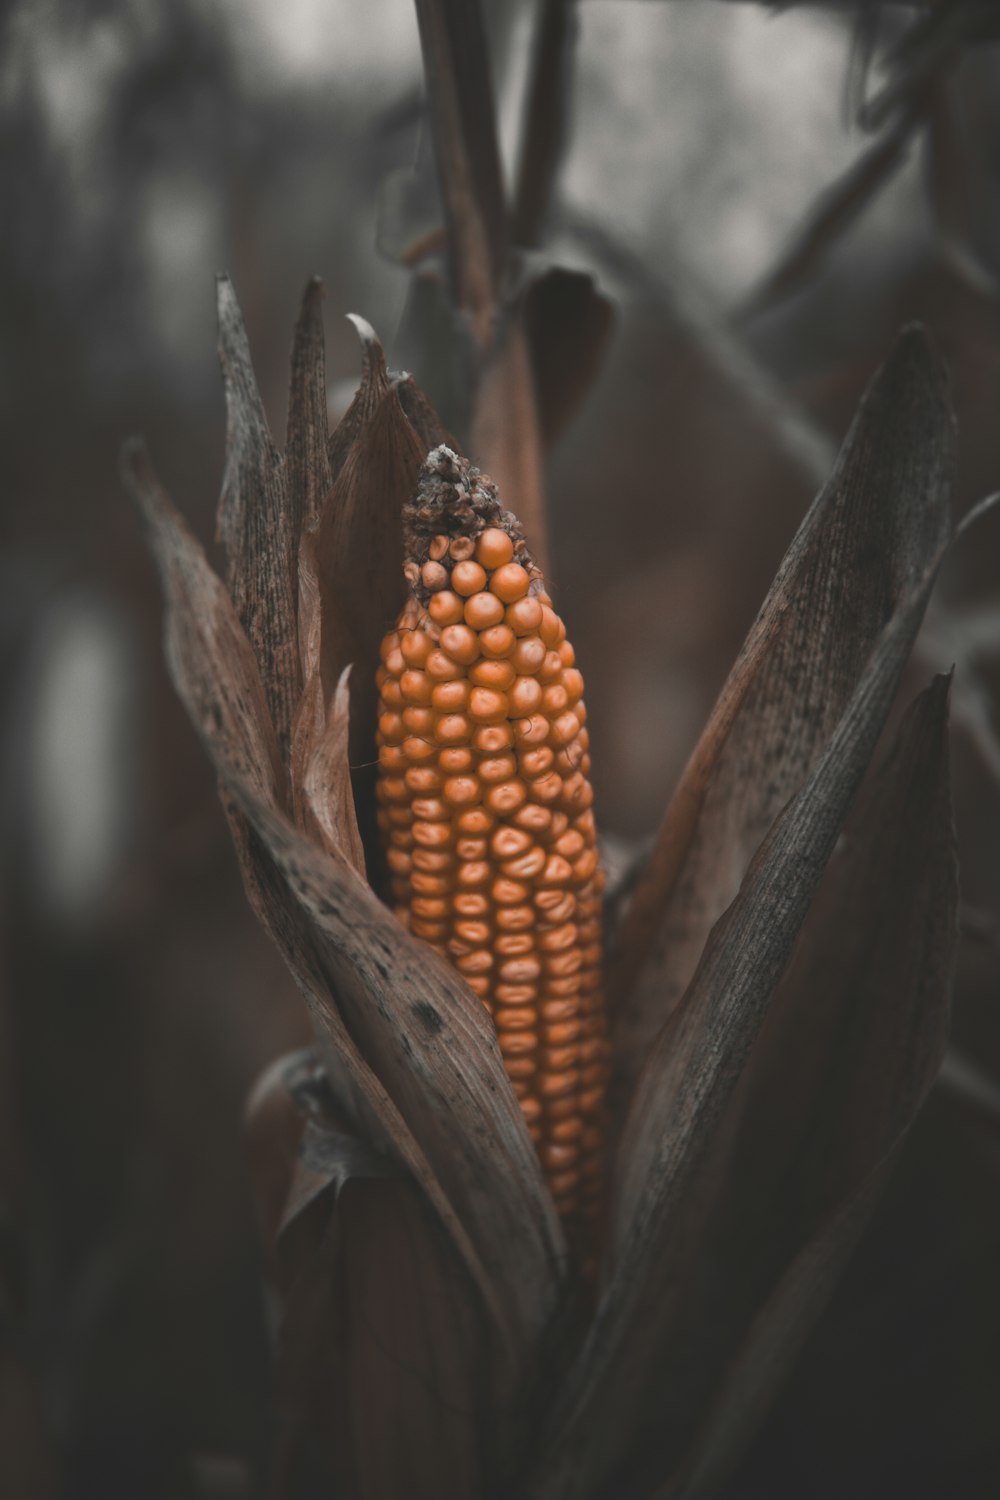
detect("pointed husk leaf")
[286,276,333,536]
[532,330,956,1496]
[124,442,565,1383]
[216,274,301,776]
[651,675,958,1497]
[246,1052,491,1500]
[612,326,957,1095]
[275,1173,492,1500]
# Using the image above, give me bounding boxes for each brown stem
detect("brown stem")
[413,0,509,345]
[512,0,576,248]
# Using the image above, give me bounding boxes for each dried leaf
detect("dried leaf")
[229,781,567,1359]
[274,1175,491,1500]
[533,333,956,1496]
[316,375,428,865]
[125,443,565,1384]
[612,327,956,1095]
[216,275,300,776]
[317,381,424,698]
[327,314,391,482]
[301,668,367,879]
[655,676,958,1497]
[246,1052,490,1500]
[286,277,333,536]
[124,437,285,807]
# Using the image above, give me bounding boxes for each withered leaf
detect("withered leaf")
[124,436,285,807]
[249,1052,490,1500]
[315,362,428,864]
[125,442,565,1380]
[533,332,956,1497]
[613,326,956,1096]
[216,275,301,777]
[650,677,958,1498]
[300,668,367,879]
[286,276,333,537]
[275,1174,491,1500]
[316,374,424,698]
[327,314,391,482]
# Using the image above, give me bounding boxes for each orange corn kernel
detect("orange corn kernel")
[375,445,608,1247]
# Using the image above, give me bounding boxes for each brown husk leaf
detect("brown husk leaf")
[654,676,958,1497]
[612,326,956,1096]
[531,329,956,1496]
[216,275,301,779]
[124,439,565,1399]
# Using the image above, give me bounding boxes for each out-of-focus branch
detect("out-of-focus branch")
[512,0,577,248]
[738,108,918,321]
[413,0,508,345]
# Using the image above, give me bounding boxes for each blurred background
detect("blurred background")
[2,1,999,1495]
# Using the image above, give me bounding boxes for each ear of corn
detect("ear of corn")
[375,445,608,1233]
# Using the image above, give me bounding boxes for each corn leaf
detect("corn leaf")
[125,441,565,1393]
[286,276,333,537]
[612,327,956,1097]
[314,364,427,864]
[533,329,956,1497]
[246,1051,490,1500]
[274,1174,491,1500]
[655,676,958,1497]
[327,313,391,481]
[216,275,300,778]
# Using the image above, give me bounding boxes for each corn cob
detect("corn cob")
[375,445,609,1233]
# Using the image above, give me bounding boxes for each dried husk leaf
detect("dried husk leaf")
[532,331,956,1497]
[315,372,427,867]
[286,280,336,828]
[612,327,956,1096]
[648,676,958,1498]
[125,442,564,1385]
[286,277,333,536]
[216,274,301,777]
[300,667,366,878]
[274,1174,491,1500]
[246,1052,490,1500]
[327,314,391,481]
[315,364,424,698]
